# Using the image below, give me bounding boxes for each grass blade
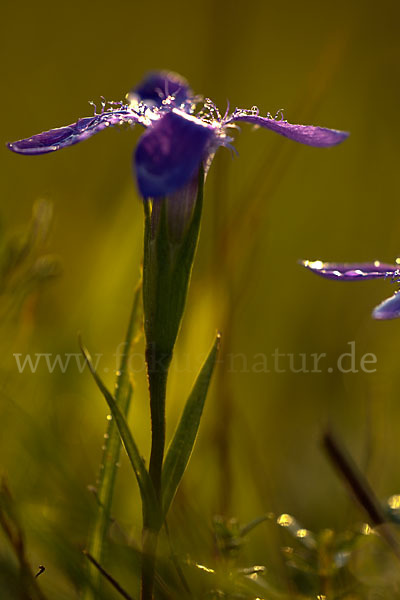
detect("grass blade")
[162,334,220,516]
[323,429,400,563]
[83,283,142,599]
[81,341,161,530]
[83,551,135,600]
[0,479,48,600]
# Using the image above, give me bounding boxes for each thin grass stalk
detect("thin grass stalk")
[83,282,141,599]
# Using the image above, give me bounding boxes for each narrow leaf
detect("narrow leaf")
[84,282,142,600]
[323,430,400,563]
[162,334,220,515]
[80,341,161,529]
[83,551,135,600]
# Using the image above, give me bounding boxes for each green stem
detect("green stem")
[140,348,171,600]
[140,526,159,600]
[83,283,141,599]
[147,348,171,498]
[140,170,205,599]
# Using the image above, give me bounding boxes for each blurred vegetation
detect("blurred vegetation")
[2,0,400,597]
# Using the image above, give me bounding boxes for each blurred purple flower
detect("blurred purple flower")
[8,71,349,199]
[301,259,400,320]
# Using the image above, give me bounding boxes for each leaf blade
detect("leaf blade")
[162,334,220,516]
[80,341,161,530]
[83,282,142,600]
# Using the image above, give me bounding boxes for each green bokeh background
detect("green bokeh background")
[1,0,400,596]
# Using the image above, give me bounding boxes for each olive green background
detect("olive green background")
[1,0,400,596]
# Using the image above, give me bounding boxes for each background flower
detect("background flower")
[302,259,400,319]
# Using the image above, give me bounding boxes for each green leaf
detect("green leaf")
[162,334,220,516]
[80,340,161,530]
[83,282,142,600]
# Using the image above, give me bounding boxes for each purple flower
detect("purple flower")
[8,71,349,199]
[301,259,400,320]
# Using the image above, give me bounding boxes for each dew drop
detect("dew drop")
[195,563,214,574]
[277,513,294,527]
[388,494,400,509]
[296,528,308,538]
[361,523,372,535]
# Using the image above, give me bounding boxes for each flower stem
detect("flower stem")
[140,526,159,600]
[141,347,171,600]
[147,348,171,499]
[140,171,204,599]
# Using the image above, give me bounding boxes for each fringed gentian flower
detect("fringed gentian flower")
[8,71,349,200]
[302,259,400,320]
[7,74,349,600]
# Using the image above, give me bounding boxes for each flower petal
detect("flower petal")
[301,260,398,280]
[7,109,140,155]
[231,113,348,147]
[128,71,192,109]
[373,292,400,320]
[134,109,213,198]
